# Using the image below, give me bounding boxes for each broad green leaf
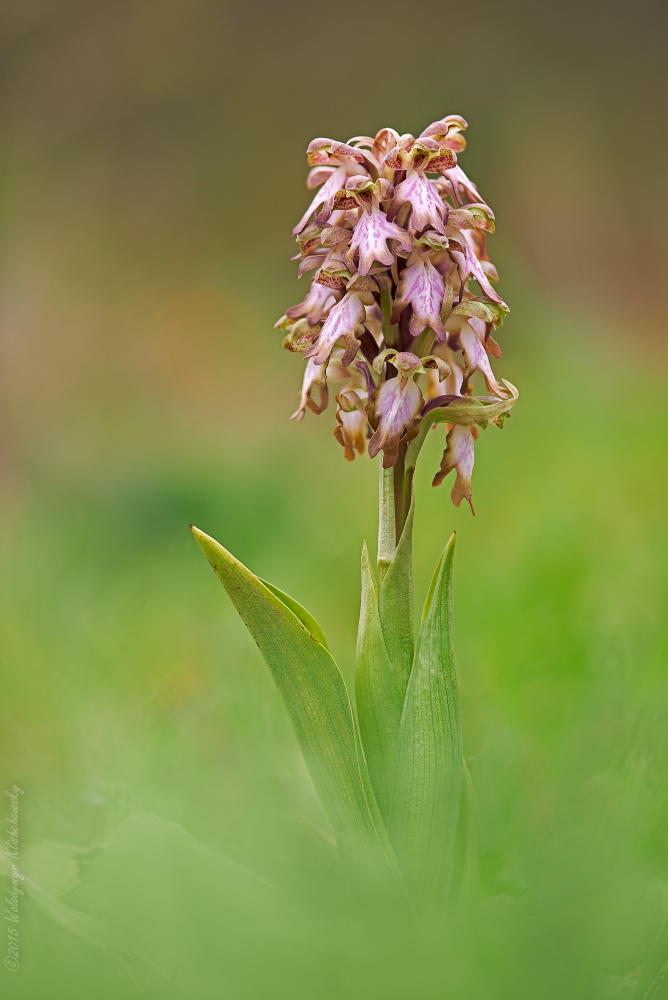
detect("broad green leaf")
[192,527,397,878]
[379,489,415,698]
[446,762,480,928]
[356,542,403,820]
[259,578,329,649]
[390,533,462,899]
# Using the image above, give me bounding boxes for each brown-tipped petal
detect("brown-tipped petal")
[392,171,447,235]
[350,207,413,276]
[334,407,368,461]
[367,375,423,468]
[432,424,475,510]
[291,358,329,421]
[286,281,339,325]
[305,291,366,368]
[391,251,447,340]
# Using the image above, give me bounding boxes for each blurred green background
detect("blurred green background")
[1,1,667,997]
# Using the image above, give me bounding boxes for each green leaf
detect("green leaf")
[390,533,462,900]
[191,527,398,878]
[259,578,329,649]
[446,762,480,927]
[379,490,415,698]
[355,542,403,820]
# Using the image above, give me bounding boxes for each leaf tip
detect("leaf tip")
[190,525,226,572]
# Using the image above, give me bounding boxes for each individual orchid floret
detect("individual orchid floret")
[367,350,449,468]
[387,139,452,235]
[446,231,506,306]
[433,425,475,511]
[444,313,508,397]
[291,358,329,421]
[276,314,322,354]
[334,367,370,462]
[304,285,372,368]
[390,238,450,340]
[291,348,363,422]
[346,179,413,275]
[293,140,368,236]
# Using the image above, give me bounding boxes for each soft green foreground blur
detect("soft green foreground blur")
[1,1,667,997]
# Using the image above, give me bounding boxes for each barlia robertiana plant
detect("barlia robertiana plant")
[192,115,518,909]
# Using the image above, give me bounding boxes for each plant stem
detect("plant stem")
[377,444,412,584]
[377,462,396,584]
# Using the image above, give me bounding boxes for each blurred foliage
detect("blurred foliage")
[1,0,667,996]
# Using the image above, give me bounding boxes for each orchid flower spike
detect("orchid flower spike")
[277,115,517,509]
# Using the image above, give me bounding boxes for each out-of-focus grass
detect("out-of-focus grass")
[1,300,667,998]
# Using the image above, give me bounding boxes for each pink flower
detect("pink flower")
[279,116,517,509]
